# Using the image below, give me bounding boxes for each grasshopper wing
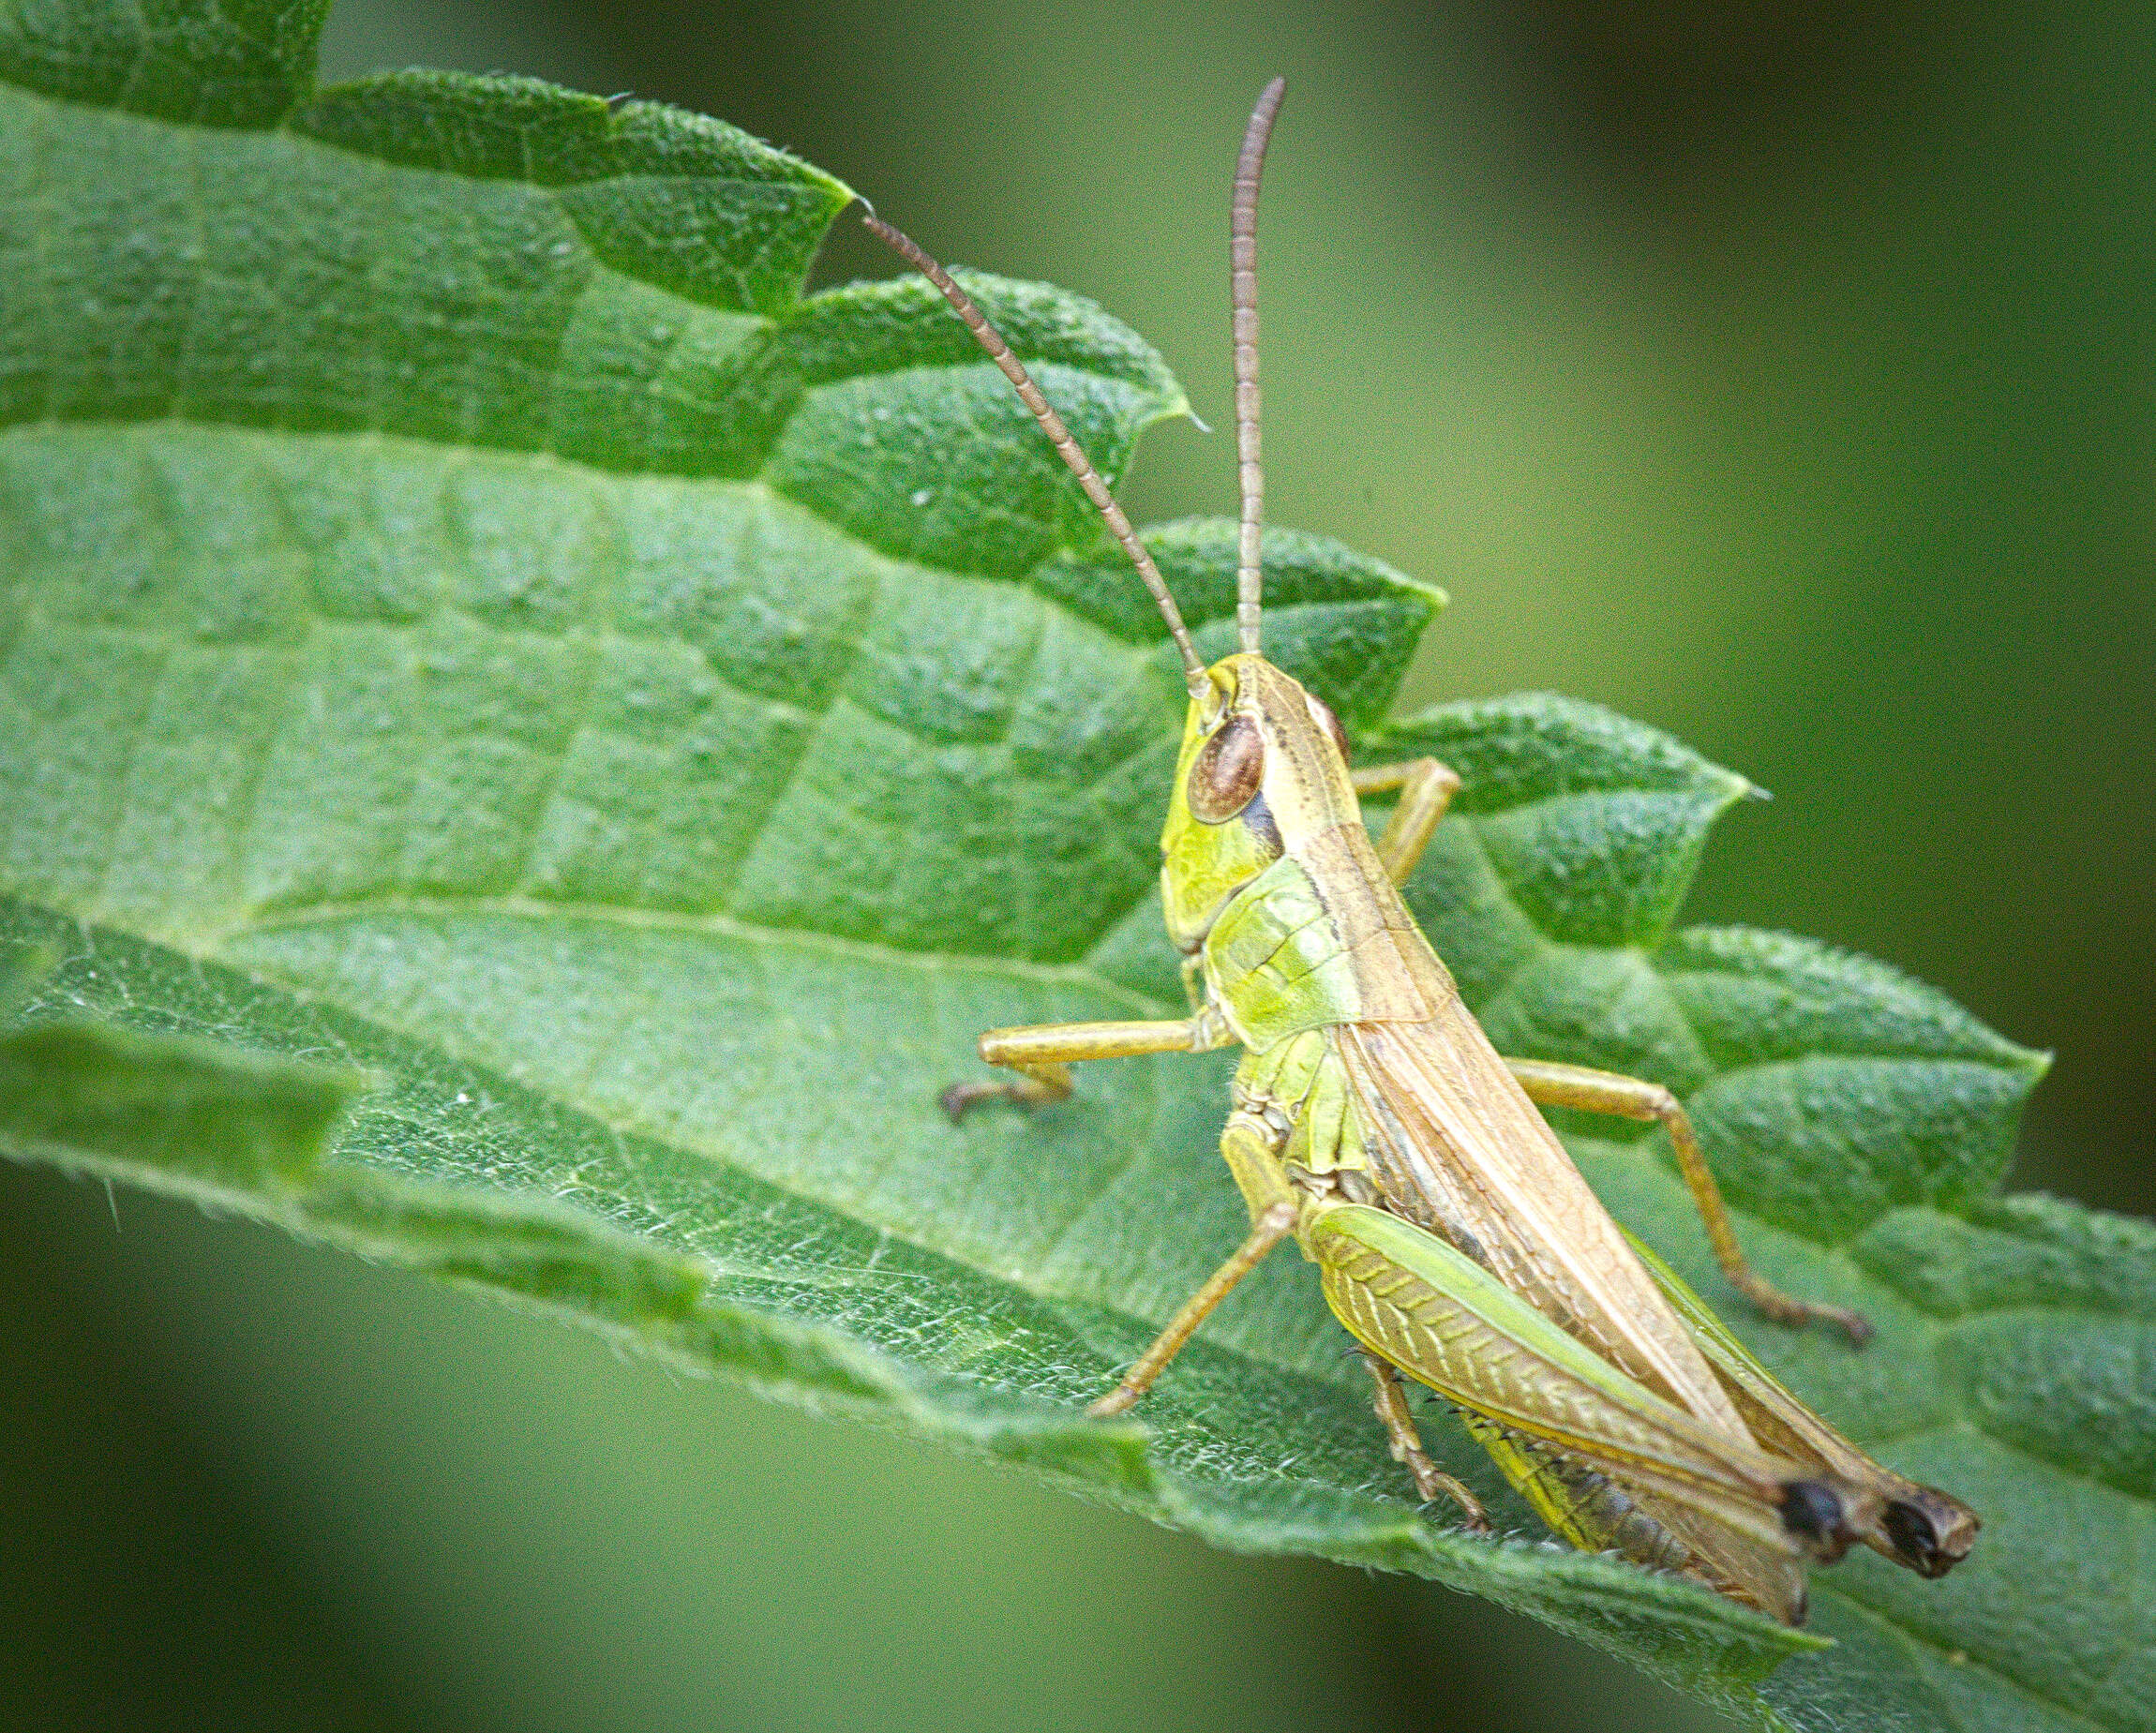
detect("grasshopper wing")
[1459,1411,1814,1622]
[1310,1202,1879,1622]
[1623,1229,1981,1577]
[1334,1010,1744,1432]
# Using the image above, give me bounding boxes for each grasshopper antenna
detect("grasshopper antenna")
[1233,76,1286,657]
[862,210,1211,698]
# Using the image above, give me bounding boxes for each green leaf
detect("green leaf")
[0,949,362,1185]
[1,6,2145,1726]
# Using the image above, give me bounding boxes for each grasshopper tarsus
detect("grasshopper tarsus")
[1432,1483,1493,1532]
[1085,1384,1142,1420]
[1406,1454,1491,1531]
[1360,1349,1491,1529]
[938,1080,1003,1122]
[940,1064,1074,1122]
[1743,1278,1875,1349]
[947,1019,1213,1121]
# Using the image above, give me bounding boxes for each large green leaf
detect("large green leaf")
[0,5,2145,1725]
[0,949,363,1184]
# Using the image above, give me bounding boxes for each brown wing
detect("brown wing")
[1311,1203,1831,1623]
[1332,1008,1749,1438]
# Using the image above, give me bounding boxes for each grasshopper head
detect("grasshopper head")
[1160,652,1362,952]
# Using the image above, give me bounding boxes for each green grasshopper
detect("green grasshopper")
[866,77,1976,1624]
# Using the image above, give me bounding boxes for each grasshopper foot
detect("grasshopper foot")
[940,1060,1074,1123]
[1358,1347,1490,1530]
[1403,1448,1491,1531]
[1739,1274,1874,1348]
[939,1074,1071,1122]
[939,1081,998,1122]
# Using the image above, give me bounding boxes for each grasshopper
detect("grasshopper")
[866,77,1976,1624]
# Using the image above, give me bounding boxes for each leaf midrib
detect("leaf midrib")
[49,893,1206,1301]
[218,816,2044,1279]
[229,893,1174,1005]
[10,892,1544,1552]
[221,888,2144,1506]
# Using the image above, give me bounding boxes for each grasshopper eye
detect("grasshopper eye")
[1305,693,1351,762]
[1188,712,1265,823]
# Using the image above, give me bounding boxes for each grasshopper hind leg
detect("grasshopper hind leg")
[1505,1056,1873,1345]
[1359,1350,1490,1529]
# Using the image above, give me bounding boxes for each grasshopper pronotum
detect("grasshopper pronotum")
[867,78,1976,1624]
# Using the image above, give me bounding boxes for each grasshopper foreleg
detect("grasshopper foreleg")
[940,1017,1216,1120]
[1358,1349,1490,1528]
[1505,1057,1873,1345]
[1351,758,1461,886]
[1086,1200,1298,1418]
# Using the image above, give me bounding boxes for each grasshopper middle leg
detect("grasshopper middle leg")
[1359,1349,1490,1528]
[1505,1057,1873,1345]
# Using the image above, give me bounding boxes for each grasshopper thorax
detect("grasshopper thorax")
[1160,652,1363,953]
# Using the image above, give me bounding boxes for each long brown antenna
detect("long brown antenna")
[1233,77,1286,656]
[863,213,1210,696]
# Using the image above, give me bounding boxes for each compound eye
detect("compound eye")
[1305,694,1352,762]
[1187,712,1265,823]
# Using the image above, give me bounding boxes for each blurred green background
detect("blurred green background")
[5,2,2150,1728]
